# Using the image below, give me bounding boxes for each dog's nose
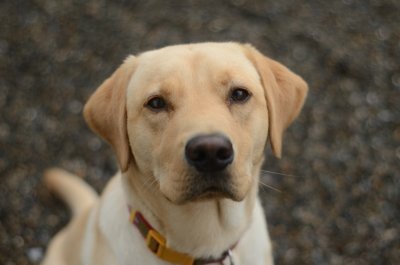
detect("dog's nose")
[185,134,234,172]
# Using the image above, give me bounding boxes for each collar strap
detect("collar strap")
[129,209,235,265]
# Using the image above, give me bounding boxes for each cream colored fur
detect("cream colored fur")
[41,42,308,265]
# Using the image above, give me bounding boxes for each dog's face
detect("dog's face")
[84,43,308,204]
[126,44,269,203]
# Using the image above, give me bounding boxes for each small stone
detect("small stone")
[88,137,102,151]
[13,236,24,248]
[391,73,400,87]
[26,247,43,263]
[68,100,83,114]
[292,45,307,62]
[375,27,391,41]
[395,147,400,160]
[208,19,227,32]
[377,110,392,122]
[231,0,246,6]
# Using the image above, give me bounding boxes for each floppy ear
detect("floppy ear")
[83,56,137,172]
[244,45,308,158]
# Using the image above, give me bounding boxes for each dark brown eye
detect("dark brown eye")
[146,96,167,111]
[230,88,251,103]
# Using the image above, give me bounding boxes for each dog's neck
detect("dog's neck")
[121,165,259,259]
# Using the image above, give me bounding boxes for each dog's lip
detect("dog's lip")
[190,188,233,201]
[203,186,223,193]
[163,186,231,204]
[198,186,226,196]
[186,180,236,202]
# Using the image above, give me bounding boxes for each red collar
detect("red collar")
[129,208,235,265]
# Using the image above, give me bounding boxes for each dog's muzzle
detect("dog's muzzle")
[183,133,236,201]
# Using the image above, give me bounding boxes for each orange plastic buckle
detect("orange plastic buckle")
[146,229,166,256]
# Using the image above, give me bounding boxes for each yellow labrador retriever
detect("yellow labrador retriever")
[41,42,307,265]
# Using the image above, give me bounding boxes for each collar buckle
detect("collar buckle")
[146,229,166,256]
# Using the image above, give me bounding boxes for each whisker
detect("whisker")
[258,180,282,193]
[261,169,299,178]
[142,176,159,192]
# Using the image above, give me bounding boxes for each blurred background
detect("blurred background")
[0,0,399,264]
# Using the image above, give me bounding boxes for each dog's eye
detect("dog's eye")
[230,88,251,103]
[146,96,167,111]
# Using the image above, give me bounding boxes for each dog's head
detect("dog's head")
[84,43,308,204]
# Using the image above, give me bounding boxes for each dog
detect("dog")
[41,42,308,265]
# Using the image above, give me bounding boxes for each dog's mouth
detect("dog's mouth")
[180,172,239,203]
[190,186,234,201]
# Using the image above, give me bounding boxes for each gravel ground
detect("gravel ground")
[1,0,399,264]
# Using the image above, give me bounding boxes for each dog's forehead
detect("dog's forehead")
[140,42,243,60]
[135,43,259,81]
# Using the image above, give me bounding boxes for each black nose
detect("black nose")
[185,134,234,172]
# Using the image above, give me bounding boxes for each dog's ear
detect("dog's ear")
[84,56,137,172]
[244,45,308,158]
